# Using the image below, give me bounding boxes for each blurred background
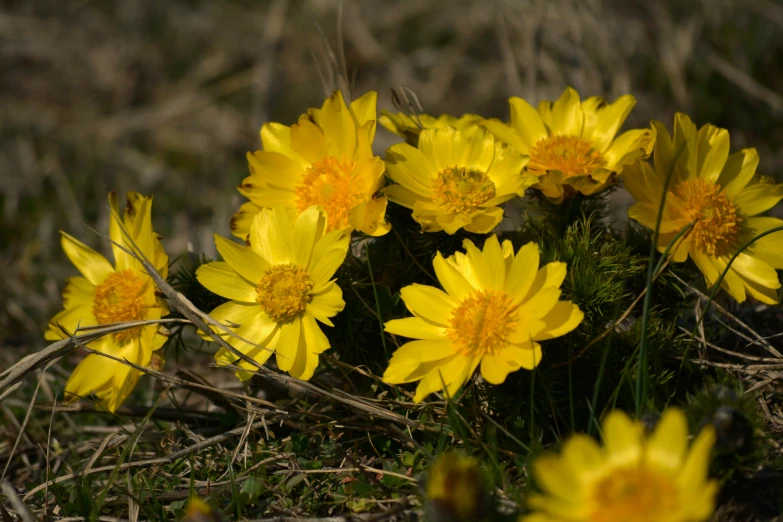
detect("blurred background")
[1,0,782,345]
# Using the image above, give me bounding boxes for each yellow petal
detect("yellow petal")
[651,119,676,179]
[622,160,654,204]
[61,276,95,308]
[204,301,260,331]
[481,118,527,153]
[747,217,783,269]
[290,119,329,165]
[432,251,475,300]
[487,142,531,195]
[245,150,305,192]
[349,91,377,135]
[696,124,729,183]
[385,143,437,196]
[675,425,715,491]
[383,342,455,384]
[302,313,331,354]
[314,90,357,159]
[196,262,257,302]
[352,196,391,237]
[399,284,456,325]
[249,207,292,265]
[690,247,721,288]
[509,96,548,150]
[260,121,291,150]
[228,312,279,369]
[646,408,689,475]
[384,317,447,340]
[585,94,636,152]
[531,454,583,502]
[60,232,114,286]
[309,248,347,289]
[601,410,644,466]
[307,283,345,325]
[602,128,656,171]
[463,207,503,234]
[535,302,584,341]
[522,262,567,303]
[391,338,456,362]
[673,113,699,182]
[460,127,495,173]
[732,182,783,216]
[46,304,95,340]
[505,242,540,300]
[312,228,350,262]
[275,318,301,372]
[292,205,327,268]
[414,355,475,403]
[479,235,506,291]
[214,235,269,283]
[460,239,493,291]
[123,192,155,266]
[711,256,747,303]
[64,354,123,412]
[480,353,514,385]
[288,336,319,380]
[504,342,542,370]
[230,200,264,240]
[418,127,461,174]
[383,184,422,210]
[549,87,584,137]
[519,288,563,319]
[718,148,758,196]
[108,192,132,271]
[731,252,781,288]
[561,433,605,484]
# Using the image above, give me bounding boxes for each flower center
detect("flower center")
[295,157,360,231]
[432,167,496,214]
[590,467,679,522]
[671,179,742,257]
[528,135,605,178]
[256,264,314,323]
[92,269,146,343]
[447,290,518,357]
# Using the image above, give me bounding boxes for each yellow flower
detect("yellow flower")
[626,113,783,304]
[482,87,655,202]
[426,452,485,522]
[379,111,482,145]
[45,192,169,413]
[384,126,537,234]
[382,235,583,402]
[182,496,219,522]
[198,206,348,381]
[231,90,389,240]
[523,408,718,522]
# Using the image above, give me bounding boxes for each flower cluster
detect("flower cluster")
[43,86,782,520]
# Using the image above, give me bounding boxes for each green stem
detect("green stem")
[364,239,389,360]
[588,338,611,436]
[636,152,682,416]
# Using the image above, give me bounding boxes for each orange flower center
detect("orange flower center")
[671,179,741,257]
[528,135,605,178]
[256,264,314,323]
[590,467,679,522]
[295,157,361,231]
[447,290,517,357]
[92,269,146,343]
[432,167,496,214]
